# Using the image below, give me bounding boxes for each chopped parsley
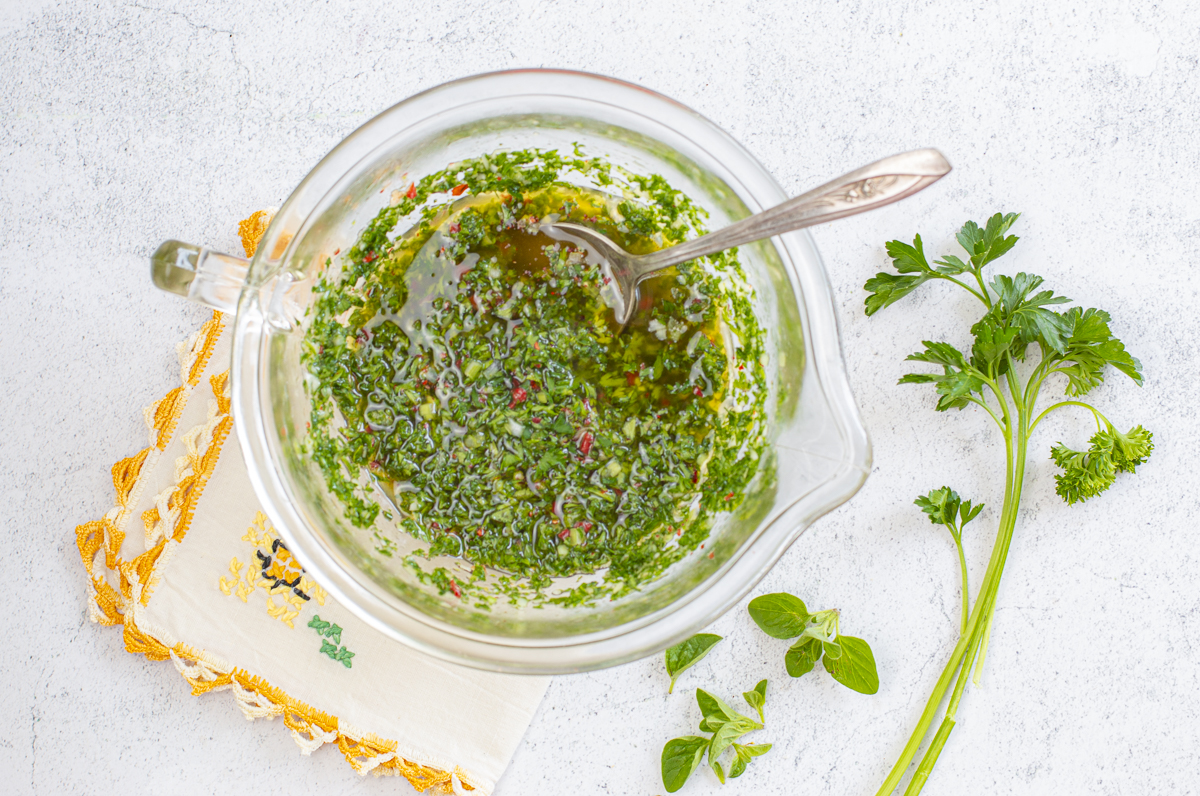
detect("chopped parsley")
[302,148,769,604]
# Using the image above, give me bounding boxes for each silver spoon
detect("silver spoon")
[549,148,951,328]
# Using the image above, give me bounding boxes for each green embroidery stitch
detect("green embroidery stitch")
[309,614,354,668]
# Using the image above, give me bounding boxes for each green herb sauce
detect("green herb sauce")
[302,148,769,603]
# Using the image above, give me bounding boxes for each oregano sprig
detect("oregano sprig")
[661,684,772,792]
[864,213,1152,795]
[748,593,879,694]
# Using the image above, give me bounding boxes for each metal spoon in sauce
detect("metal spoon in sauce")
[548,148,951,329]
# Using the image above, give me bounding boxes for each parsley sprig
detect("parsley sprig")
[864,213,1152,794]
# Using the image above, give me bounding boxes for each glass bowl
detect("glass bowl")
[155,69,870,673]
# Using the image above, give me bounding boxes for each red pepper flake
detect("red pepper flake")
[405,182,416,199]
[448,580,461,598]
[333,248,340,255]
[364,250,376,263]
[449,222,460,234]
[380,188,385,193]
[692,469,699,484]
[509,387,528,407]
[476,528,485,537]
[708,552,715,559]
[724,492,734,501]
[700,544,705,549]
[625,371,637,386]
[533,341,541,351]
[451,183,469,196]
[693,386,704,397]
[578,431,594,456]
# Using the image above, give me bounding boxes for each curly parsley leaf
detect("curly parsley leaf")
[1052,425,1154,504]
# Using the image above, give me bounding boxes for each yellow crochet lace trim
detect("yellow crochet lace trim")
[73,214,475,794]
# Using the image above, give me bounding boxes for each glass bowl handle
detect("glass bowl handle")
[151,240,249,314]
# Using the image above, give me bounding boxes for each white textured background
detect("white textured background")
[2,1,1198,794]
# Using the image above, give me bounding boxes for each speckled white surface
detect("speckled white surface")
[3,1,1199,794]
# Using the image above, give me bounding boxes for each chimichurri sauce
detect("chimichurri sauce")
[302,148,769,603]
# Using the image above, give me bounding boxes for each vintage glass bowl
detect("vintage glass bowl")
[152,70,870,673]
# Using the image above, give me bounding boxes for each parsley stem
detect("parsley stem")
[971,268,993,309]
[965,395,1004,432]
[950,525,969,636]
[875,376,1024,796]
[972,405,1029,687]
[1028,400,1107,436]
[939,274,988,306]
[902,717,956,796]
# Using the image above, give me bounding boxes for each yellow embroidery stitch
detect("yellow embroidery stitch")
[220,511,319,628]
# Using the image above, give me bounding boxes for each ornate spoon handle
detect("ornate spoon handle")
[632,148,951,276]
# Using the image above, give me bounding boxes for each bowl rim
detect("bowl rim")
[231,68,871,673]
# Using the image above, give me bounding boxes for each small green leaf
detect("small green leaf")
[729,742,771,779]
[742,679,767,722]
[821,635,879,694]
[864,272,935,316]
[696,689,741,725]
[739,742,772,758]
[914,487,961,526]
[887,235,931,274]
[710,756,726,784]
[932,253,971,275]
[784,636,823,678]
[708,716,762,766]
[665,633,723,693]
[1108,425,1154,472]
[661,736,708,793]
[747,593,809,639]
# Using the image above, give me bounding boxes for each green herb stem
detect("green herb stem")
[866,212,1149,795]
[1028,400,1108,436]
[902,717,956,796]
[951,528,969,636]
